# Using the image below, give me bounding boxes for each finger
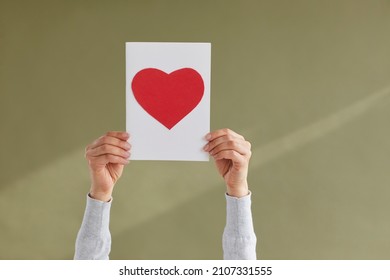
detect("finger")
[86,144,130,159]
[88,134,131,151]
[204,133,248,152]
[205,128,244,142]
[105,131,130,141]
[212,150,248,165]
[86,131,130,151]
[90,154,130,166]
[208,139,251,157]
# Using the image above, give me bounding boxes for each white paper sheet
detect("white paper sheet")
[126,42,211,161]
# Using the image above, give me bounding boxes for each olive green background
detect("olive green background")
[1,0,390,259]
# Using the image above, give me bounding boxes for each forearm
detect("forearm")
[74,195,112,260]
[223,192,257,260]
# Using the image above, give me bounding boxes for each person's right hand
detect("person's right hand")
[85,131,131,202]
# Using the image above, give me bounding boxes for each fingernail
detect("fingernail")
[123,132,130,137]
[205,133,211,140]
[203,144,209,151]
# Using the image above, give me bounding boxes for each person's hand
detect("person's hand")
[204,128,252,198]
[85,131,131,202]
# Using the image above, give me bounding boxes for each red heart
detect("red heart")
[131,68,204,129]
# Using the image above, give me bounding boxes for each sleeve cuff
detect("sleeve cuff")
[224,191,254,234]
[82,194,112,237]
[223,190,257,260]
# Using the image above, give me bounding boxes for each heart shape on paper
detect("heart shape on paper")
[131,68,204,130]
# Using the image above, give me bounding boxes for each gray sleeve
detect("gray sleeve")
[74,195,112,260]
[223,192,257,260]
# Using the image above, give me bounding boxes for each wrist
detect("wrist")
[226,181,249,198]
[89,188,112,202]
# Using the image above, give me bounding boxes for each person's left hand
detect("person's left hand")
[204,128,252,198]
